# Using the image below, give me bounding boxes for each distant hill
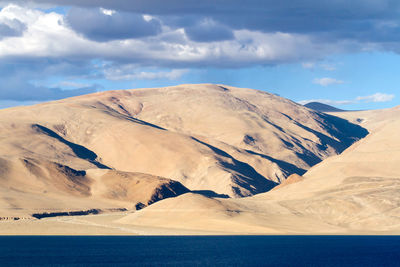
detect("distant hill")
[304,102,345,112]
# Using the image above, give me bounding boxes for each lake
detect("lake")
[0,236,399,266]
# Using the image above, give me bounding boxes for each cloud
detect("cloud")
[298,99,354,106]
[0,3,399,104]
[65,7,161,42]
[55,81,91,88]
[356,92,395,102]
[300,92,395,106]
[313,77,344,86]
[0,18,26,38]
[0,5,334,68]
[320,64,336,71]
[99,7,115,16]
[104,67,188,81]
[302,62,315,69]
[0,2,395,67]
[184,18,234,42]
[13,0,400,45]
[302,62,336,71]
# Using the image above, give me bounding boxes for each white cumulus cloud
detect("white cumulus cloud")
[104,67,188,81]
[313,77,344,86]
[0,4,356,68]
[298,99,354,106]
[302,62,337,71]
[99,7,115,16]
[356,93,395,103]
[300,92,395,106]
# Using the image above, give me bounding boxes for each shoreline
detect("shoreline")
[1,212,399,236]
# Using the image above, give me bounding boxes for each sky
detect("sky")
[0,1,399,110]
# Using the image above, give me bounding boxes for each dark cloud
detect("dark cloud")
[19,1,399,24]
[65,7,161,42]
[0,0,398,107]
[0,57,97,79]
[9,0,400,45]
[185,19,234,42]
[0,18,26,39]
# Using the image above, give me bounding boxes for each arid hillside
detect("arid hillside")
[0,84,367,219]
[119,105,400,234]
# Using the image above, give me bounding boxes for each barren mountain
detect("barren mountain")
[119,105,400,234]
[0,84,367,219]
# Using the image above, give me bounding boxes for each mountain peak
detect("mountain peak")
[304,101,345,112]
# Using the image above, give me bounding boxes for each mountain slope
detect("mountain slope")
[0,157,189,217]
[0,84,367,218]
[119,106,400,233]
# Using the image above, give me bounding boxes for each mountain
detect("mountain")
[0,84,367,219]
[304,102,345,112]
[119,106,400,234]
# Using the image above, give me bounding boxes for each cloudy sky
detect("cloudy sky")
[0,0,399,109]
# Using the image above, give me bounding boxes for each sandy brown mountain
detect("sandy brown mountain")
[0,84,366,219]
[119,105,400,234]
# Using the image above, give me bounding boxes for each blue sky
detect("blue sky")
[0,1,399,110]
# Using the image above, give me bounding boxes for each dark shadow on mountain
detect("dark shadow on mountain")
[127,117,166,131]
[284,114,368,166]
[320,113,369,148]
[262,115,286,133]
[147,182,190,205]
[96,102,166,130]
[295,151,323,167]
[294,115,368,155]
[192,137,231,158]
[219,160,278,195]
[218,86,230,92]
[244,149,307,176]
[191,137,278,196]
[32,124,110,169]
[32,209,101,219]
[192,190,230,199]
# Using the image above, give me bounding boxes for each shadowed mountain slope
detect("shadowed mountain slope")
[0,84,367,218]
[119,105,400,234]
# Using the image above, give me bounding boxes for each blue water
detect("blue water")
[0,236,399,266]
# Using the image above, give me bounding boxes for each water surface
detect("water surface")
[0,236,399,266]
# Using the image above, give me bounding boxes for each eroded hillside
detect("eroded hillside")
[0,84,367,218]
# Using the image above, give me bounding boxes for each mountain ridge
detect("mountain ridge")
[0,84,368,225]
[120,104,400,234]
